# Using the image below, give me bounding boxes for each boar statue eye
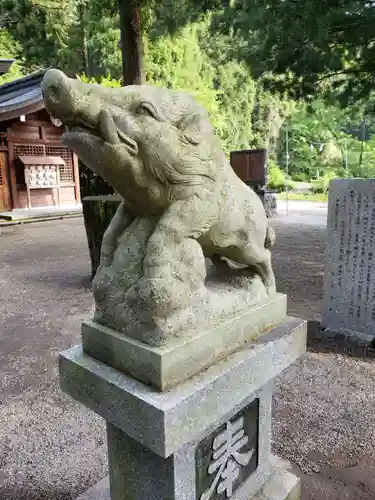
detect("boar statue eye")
[137,102,157,119]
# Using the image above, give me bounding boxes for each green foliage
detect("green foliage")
[1,0,72,70]
[0,28,24,83]
[144,22,219,115]
[311,172,337,194]
[5,0,375,198]
[86,19,122,79]
[144,18,272,153]
[277,99,353,180]
[202,1,375,108]
[78,74,121,88]
[213,60,257,151]
[1,0,122,78]
[1,0,289,157]
[267,160,285,191]
[0,27,21,58]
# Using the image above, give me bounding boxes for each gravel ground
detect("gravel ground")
[0,219,106,500]
[272,215,375,500]
[0,213,374,499]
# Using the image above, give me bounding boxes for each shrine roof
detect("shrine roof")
[0,69,48,122]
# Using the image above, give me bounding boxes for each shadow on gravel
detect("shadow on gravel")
[307,320,375,360]
[0,487,75,500]
[22,271,92,292]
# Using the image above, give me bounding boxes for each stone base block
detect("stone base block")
[60,316,306,458]
[76,456,300,500]
[77,477,110,500]
[82,293,287,390]
[61,316,306,500]
[257,457,300,500]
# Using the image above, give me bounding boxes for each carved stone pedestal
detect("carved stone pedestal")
[44,68,305,500]
[60,313,306,500]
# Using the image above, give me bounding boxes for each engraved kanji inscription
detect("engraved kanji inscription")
[324,180,375,336]
[196,399,259,500]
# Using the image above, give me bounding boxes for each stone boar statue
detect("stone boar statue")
[42,69,276,344]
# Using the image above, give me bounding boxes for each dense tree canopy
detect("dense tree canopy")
[1,0,375,195]
[199,0,375,108]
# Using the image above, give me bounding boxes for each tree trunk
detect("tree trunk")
[358,117,367,171]
[82,195,122,278]
[78,2,91,77]
[118,0,144,85]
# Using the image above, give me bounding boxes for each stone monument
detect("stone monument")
[43,68,307,500]
[323,178,375,343]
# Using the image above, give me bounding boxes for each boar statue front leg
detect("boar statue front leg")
[125,193,217,315]
[99,200,134,267]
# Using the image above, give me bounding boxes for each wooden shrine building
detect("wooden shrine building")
[0,70,80,213]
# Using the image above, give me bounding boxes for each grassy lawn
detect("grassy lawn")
[277,191,328,202]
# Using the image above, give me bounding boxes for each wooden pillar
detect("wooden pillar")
[0,150,11,211]
[72,152,81,204]
[56,165,61,207]
[82,195,122,278]
[7,140,18,209]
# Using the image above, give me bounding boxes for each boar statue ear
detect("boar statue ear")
[178,112,210,145]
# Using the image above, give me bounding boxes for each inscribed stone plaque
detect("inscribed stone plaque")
[195,398,259,500]
[324,179,375,339]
